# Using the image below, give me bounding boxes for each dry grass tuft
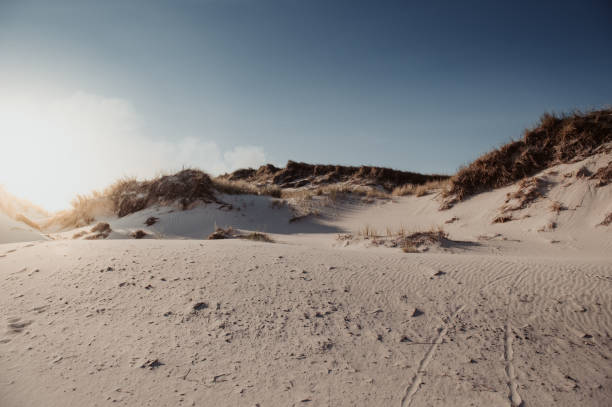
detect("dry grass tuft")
[212,178,281,198]
[145,216,159,226]
[492,214,513,224]
[538,221,557,232]
[283,184,390,202]
[399,227,448,253]
[598,212,612,226]
[549,201,565,213]
[443,109,612,207]
[208,226,235,240]
[238,232,274,243]
[91,222,111,234]
[132,230,147,239]
[590,161,612,187]
[207,227,273,242]
[501,177,545,212]
[575,166,592,178]
[392,179,450,197]
[85,222,111,239]
[72,230,87,239]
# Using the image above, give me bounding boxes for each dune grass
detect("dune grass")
[443,109,612,207]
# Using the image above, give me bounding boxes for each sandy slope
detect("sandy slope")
[1,155,611,406]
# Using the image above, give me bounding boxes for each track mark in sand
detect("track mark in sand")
[400,305,465,407]
[504,323,524,406]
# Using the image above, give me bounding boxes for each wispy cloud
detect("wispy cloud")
[0,92,267,211]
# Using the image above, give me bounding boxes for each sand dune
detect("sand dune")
[1,146,611,406]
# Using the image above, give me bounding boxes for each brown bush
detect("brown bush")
[444,109,612,206]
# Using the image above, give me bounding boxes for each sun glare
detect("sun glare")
[0,95,112,212]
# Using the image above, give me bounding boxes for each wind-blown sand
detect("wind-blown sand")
[1,155,611,406]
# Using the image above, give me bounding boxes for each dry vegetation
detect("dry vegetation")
[353,225,450,253]
[491,177,548,223]
[239,232,274,242]
[108,169,217,217]
[443,109,612,208]
[84,222,111,240]
[212,178,281,198]
[282,184,389,202]
[392,179,450,197]
[590,161,612,187]
[219,160,448,191]
[598,212,612,227]
[399,228,449,253]
[549,201,565,213]
[492,215,513,224]
[132,230,147,239]
[207,226,273,242]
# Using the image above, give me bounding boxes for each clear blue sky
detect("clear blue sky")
[1,1,611,208]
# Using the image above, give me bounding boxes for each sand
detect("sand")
[1,154,611,406]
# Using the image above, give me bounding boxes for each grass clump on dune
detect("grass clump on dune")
[207,226,273,242]
[443,109,612,208]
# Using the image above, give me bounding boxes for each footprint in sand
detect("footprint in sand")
[7,317,32,333]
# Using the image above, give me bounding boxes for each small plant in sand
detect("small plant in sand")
[145,216,159,226]
[598,212,612,226]
[575,166,592,178]
[207,226,273,242]
[492,214,513,224]
[132,230,147,239]
[445,216,459,224]
[399,227,449,253]
[238,232,274,242]
[392,179,450,197]
[538,221,557,232]
[212,178,282,198]
[504,177,545,211]
[208,226,235,240]
[358,224,378,239]
[549,201,565,213]
[85,222,112,239]
[590,161,611,187]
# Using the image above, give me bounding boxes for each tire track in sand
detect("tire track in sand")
[504,322,524,406]
[400,305,465,407]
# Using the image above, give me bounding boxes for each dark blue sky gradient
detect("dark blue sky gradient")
[1,0,610,174]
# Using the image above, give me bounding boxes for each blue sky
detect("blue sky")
[0,0,611,209]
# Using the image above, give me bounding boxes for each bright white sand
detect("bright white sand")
[1,154,611,406]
